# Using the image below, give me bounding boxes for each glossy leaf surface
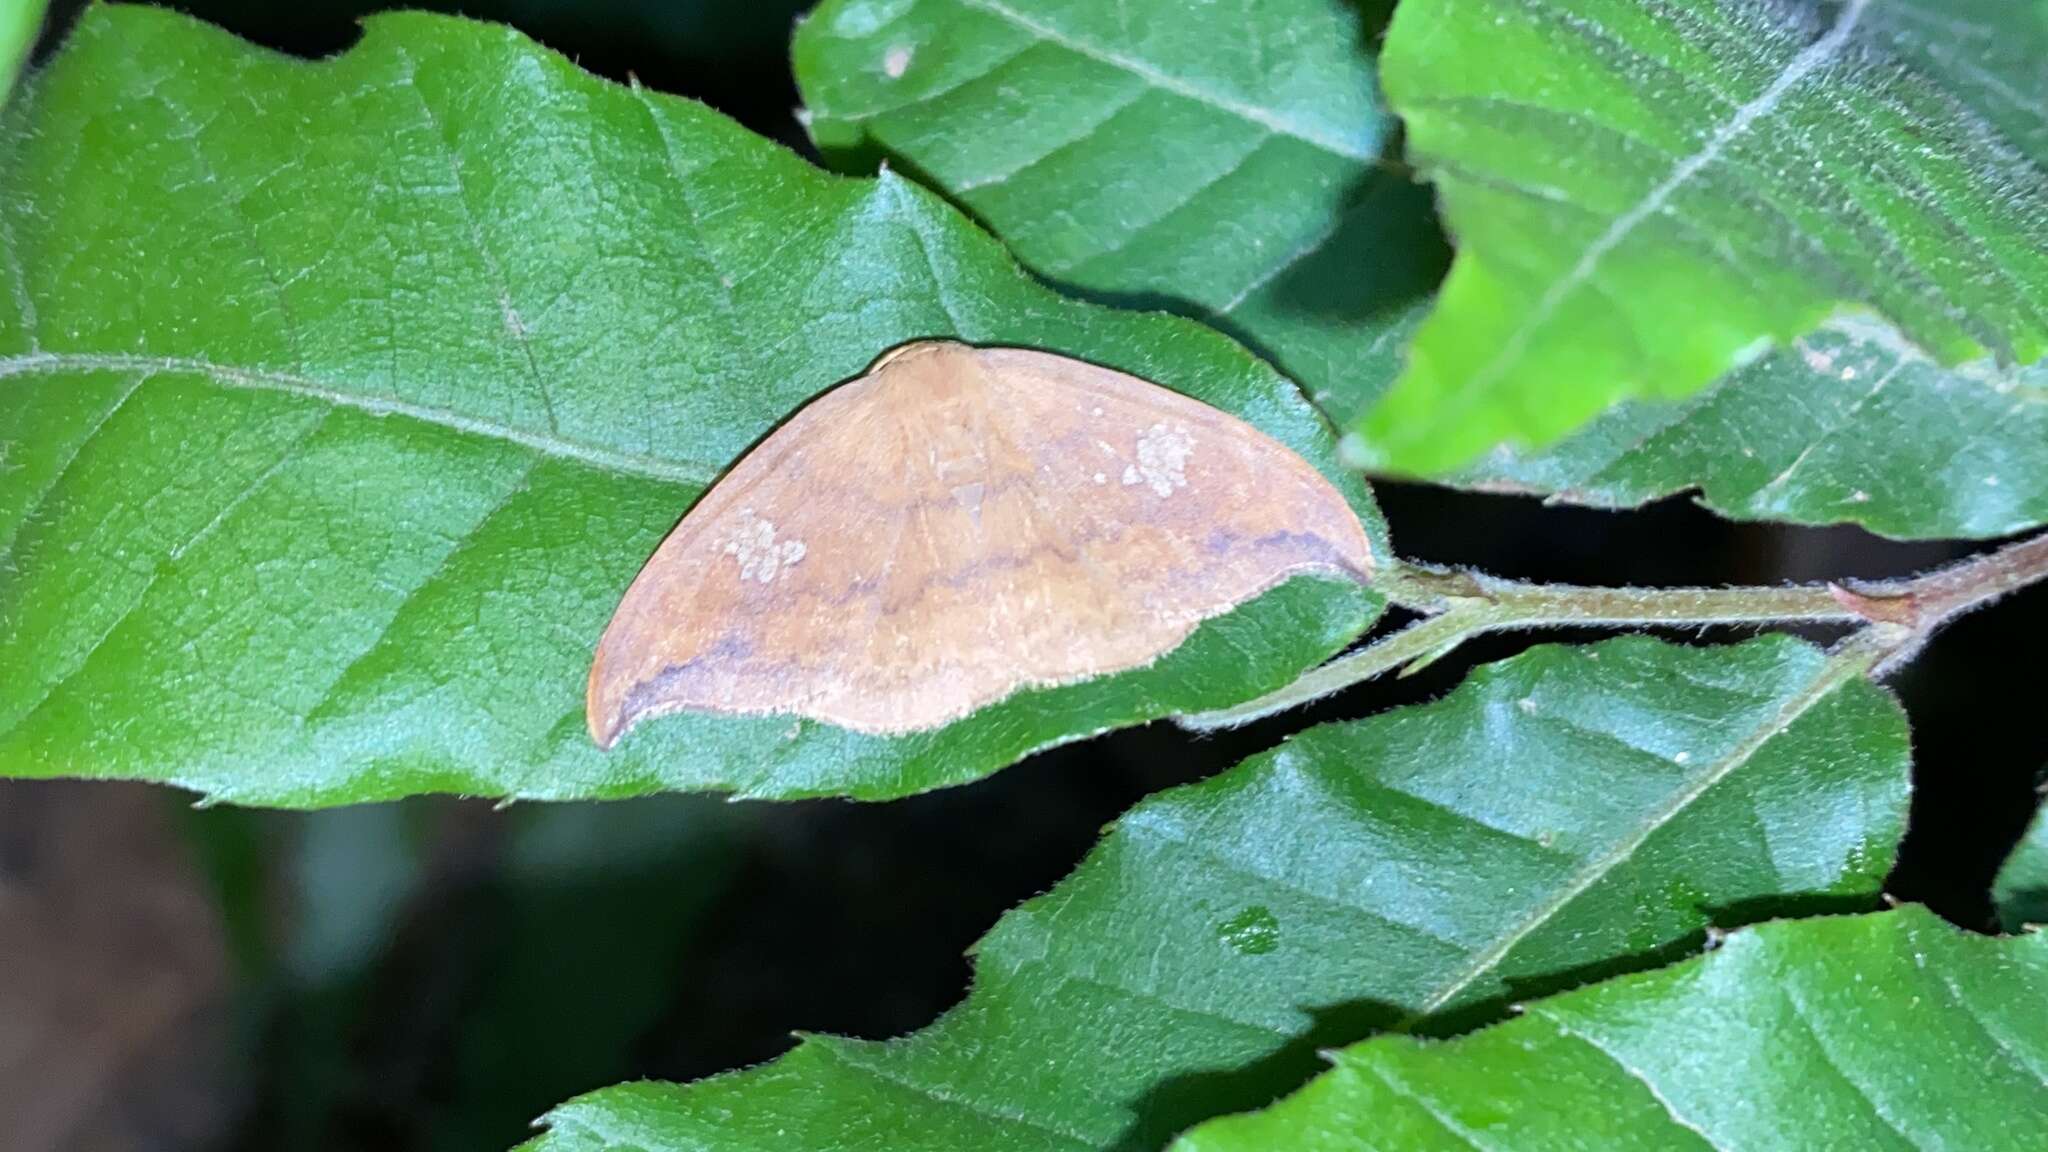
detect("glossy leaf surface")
[0,6,1382,805]
[525,636,1910,1151]
[1357,0,2048,474]
[793,0,1445,430]
[1181,908,2048,1151]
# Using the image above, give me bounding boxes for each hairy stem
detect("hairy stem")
[1839,530,2048,672]
[1182,531,2048,731]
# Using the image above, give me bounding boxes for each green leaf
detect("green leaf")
[1997,785,2048,932]
[0,6,1383,806]
[1453,317,2048,541]
[0,0,42,102]
[792,0,1446,420]
[521,635,1909,1152]
[785,0,2045,541]
[1356,0,2048,476]
[1178,907,2048,1151]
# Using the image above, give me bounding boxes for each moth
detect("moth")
[587,341,1373,746]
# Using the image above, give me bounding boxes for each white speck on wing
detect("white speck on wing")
[1121,422,1195,497]
[721,508,807,584]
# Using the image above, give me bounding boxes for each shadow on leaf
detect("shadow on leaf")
[1109,887,1889,1150]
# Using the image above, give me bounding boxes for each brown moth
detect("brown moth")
[587,341,1373,746]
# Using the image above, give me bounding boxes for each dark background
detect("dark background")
[7,2,2043,1149]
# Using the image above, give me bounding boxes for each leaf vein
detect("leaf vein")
[1748,358,1907,507]
[950,0,1374,161]
[158,83,309,369]
[831,38,1041,127]
[630,84,743,321]
[1919,958,2048,1087]
[1532,1013,1732,1152]
[0,368,150,570]
[0,192,38,348]
[953,79,1152,194]
[1402,648,1863,1020]
[1120,812,1476,955]
[1354,1059,1499,1152]
[390,43,563,436]
[1211,177,1408,318]
[1050,131,1274,276]
[0,352,715,486]
[1052,970,1290,1040]
[1452,0,1872,410]
[1779,981,1930,1150]
[812,1042,1098,1149]
[1,401,336,744]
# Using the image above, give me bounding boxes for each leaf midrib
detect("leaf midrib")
[951,0,1377,162]
[0,351,717,487]
[1448,0,1875,414]
[1402,644,1872,1022]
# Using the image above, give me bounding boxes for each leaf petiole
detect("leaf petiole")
[1181,531,2048,730]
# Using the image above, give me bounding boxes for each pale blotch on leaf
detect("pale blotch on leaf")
[1217,906,1281,955]
[586,341,1373,746]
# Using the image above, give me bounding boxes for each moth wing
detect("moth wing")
[587,342,1372,744]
